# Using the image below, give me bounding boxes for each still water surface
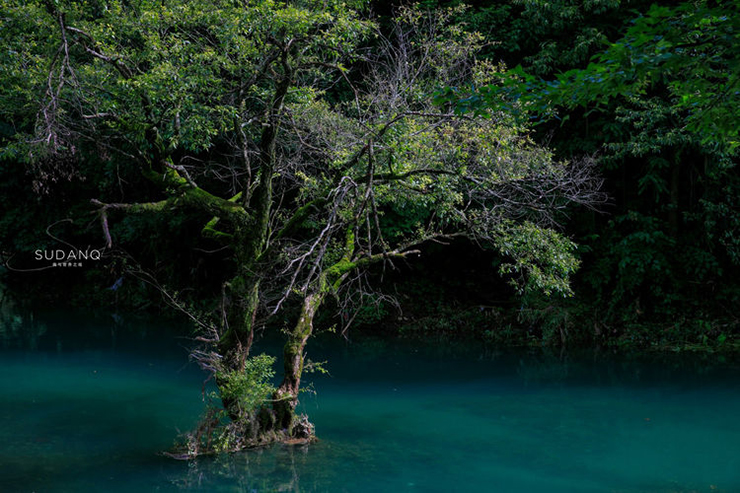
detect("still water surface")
[1,309,739,492]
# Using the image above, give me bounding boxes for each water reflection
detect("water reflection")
[0,282,47,350]
[172,445,312,492]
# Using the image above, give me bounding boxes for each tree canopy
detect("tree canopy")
[435,0,740,337]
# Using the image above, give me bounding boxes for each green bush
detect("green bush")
[216,354,276,415]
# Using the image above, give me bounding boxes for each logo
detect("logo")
[33,248,103,267]
[2,219,105,272]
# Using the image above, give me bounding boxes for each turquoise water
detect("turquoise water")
[1,310,739,492]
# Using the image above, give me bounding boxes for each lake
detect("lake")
[1,308,739,492]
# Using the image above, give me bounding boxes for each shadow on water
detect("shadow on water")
[1,289,739,492]
[0,285,48,351]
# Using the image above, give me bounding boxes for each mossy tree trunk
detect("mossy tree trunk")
[273,290,325,435]
[209,57,292,428]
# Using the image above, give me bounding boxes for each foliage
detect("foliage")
[215,353,276,416]
[0,0,601,317]
[494,221,579,296]
[434,0,740,340]
[433,0,651,77]
[445,0,739,155]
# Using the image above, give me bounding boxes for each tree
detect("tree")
[444,0,653,77]
[1,1,604,452]
[439,0,740,328]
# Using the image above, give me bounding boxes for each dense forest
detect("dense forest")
[1,0,738,452]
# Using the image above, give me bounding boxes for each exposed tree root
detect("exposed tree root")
[165,410,316,459]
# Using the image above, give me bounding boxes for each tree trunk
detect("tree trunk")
[273,291,324,437]
[216,273,260,424]
[218,275,259,370]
